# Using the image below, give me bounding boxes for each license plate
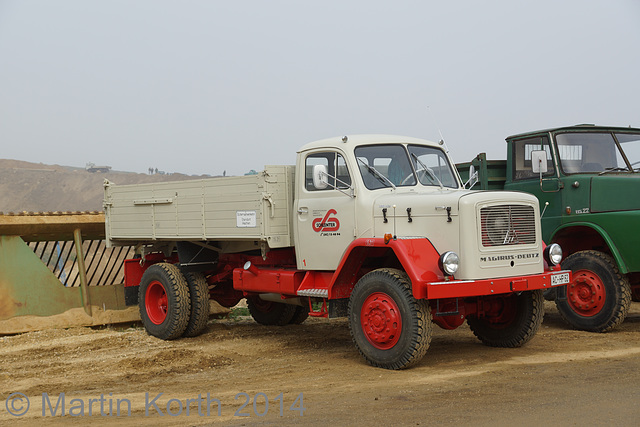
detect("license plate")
[551,272,570,286]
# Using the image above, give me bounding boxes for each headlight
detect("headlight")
[439,251,459,276]
[543,243,563,266]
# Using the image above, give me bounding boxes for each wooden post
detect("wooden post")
[73,228,92,317]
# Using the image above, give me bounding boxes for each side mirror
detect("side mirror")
[531,150,560,193]
[465,165,479,189]
[312,164,328,190]
[531,151,548,174]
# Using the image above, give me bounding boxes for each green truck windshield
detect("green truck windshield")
[555,132,640,174]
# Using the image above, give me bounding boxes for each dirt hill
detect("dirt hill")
[0,159,213,213]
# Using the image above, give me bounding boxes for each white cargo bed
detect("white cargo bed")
[104,166,295,248]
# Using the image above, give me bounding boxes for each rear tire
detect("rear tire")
[139,263,191,340]
[247,297,297,325]
[555,250,631,332]
[348,268,432,370]
[288,305,310,324]
[467,290,544,347]
[182,272,210,337]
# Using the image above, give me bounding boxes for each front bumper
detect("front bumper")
[414,270,572,299]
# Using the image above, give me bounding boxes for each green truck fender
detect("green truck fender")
[551,222,628,274]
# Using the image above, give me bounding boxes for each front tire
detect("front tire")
[555,250,631,332]
[139,263,191,340]
[348,268,432,370]
[467,289,544,347]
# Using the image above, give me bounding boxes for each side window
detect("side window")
[511,136,555,180]
[305,152,351,191]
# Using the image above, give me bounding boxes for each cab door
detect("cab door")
[504,135,562,242]
[294,150,356,271]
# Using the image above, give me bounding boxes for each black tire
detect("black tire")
[139,263,191,340]
[288,305,310,325]
[348,268,432,370]
[467,289,544,347]
[247,297,297,326]
[543,288,556,301]
[555,250,631,332]
[182,272,210,337]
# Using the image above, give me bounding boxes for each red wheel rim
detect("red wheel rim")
[360,292,402,350]
[145,280,168,325]
[567,269,605,317]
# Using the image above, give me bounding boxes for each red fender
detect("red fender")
[329,237,445,300]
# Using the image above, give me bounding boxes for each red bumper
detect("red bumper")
[414,270,572,299]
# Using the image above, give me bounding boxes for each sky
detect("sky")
[1,0,639,176]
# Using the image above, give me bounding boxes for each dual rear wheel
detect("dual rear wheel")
[139,263,210,340]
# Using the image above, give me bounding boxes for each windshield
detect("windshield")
[616,133,640,170]
[407,145,458,188]
[355,145,414,189]
[555,132,640,174]
[355,144,457,190]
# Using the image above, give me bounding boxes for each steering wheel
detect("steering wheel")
[400,172,416,185]
[400,169,430,186]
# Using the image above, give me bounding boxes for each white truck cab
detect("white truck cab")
[294,135,542,280]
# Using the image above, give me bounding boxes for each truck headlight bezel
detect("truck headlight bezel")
[543,243,563,266]
[439,251,459,276]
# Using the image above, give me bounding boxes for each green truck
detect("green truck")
[457,124,640,332]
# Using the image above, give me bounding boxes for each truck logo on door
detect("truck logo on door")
[312,209,340,232]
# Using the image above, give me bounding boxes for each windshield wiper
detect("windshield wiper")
[598,167,629,175]
[411,153,444,189]
[357,158,396,189]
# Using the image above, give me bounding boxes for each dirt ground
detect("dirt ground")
[0,301,639,426]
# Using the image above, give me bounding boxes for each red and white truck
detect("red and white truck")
[104,134,570,369]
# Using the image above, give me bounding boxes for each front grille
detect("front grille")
[480,205,536,247]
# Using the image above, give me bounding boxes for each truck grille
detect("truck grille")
[480,205,536,247]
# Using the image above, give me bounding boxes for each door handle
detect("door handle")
[297,207,308,214]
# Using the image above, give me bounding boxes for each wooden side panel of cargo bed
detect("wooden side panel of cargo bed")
[104,166,294,247]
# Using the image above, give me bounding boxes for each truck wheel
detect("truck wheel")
[288,305,310,325]
[247,297,297,325]
[182,272,210,337]
[467,289,544,347]
[348,268,432,370]
[555,250,631,332]
[543,288,556,301]
[139,263,191,340]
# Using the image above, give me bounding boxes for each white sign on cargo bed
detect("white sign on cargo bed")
[236,210,257,227]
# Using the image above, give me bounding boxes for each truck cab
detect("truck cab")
[294,135,544,280]
[502,125,640,332]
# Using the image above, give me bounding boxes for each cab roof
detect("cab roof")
[506,124,640,141]
[298,134,440,154]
